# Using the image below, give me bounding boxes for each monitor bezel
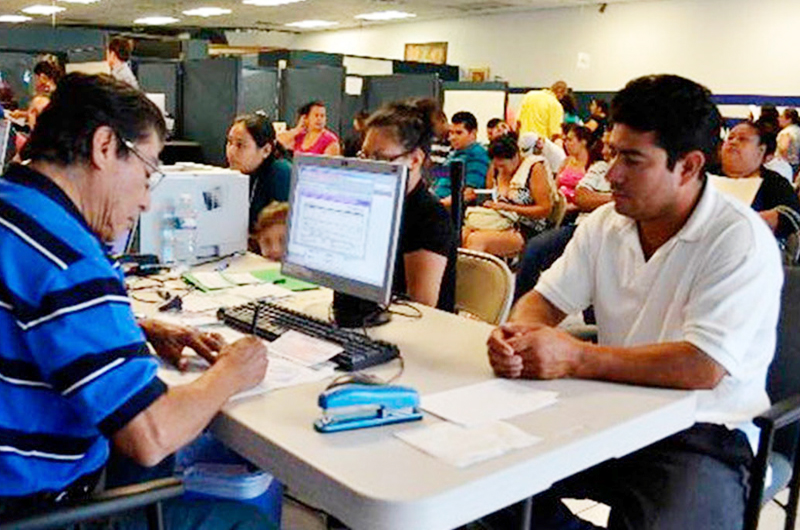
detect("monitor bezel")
[281,154,408,307]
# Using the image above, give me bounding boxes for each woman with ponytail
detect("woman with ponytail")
[361,99,457,311]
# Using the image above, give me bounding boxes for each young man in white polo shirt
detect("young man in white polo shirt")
[487,74,783,529]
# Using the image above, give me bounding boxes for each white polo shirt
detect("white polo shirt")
[536,181,783,440]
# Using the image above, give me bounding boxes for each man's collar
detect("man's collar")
[3,163,95,236]
[674,178,715,242]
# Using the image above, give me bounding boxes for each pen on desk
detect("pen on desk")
[251,302,262,335]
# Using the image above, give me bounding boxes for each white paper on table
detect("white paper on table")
[268,330,343,367]
[222,272,263,285]
[151,312,221,329]
[190,271,235,290]
[226,283,293,301]
[395,421,541,467]
[180,292,251,313]
[157,351,335,401]
[421,379,558,426]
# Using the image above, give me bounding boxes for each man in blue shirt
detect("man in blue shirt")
[0,73,269,528]
[434,111,490,207]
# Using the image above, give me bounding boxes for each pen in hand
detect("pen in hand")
[251,303,262,335]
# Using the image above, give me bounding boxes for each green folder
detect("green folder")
[249,269,319,291]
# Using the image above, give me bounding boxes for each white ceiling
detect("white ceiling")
[0,0,650,33]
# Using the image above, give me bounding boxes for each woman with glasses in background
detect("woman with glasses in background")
[359,99,456,311]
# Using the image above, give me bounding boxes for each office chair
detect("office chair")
[744,266,800,530]
[0,477,183,530]
[450,159,466,234]
[455,248,514,325]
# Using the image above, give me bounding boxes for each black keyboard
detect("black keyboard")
[216,301,400,371]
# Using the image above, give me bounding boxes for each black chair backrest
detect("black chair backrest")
[768,266,800,456]
[449,160,465,234]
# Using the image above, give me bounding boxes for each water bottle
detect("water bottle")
[160,206,176,265]
[173,194,198,270]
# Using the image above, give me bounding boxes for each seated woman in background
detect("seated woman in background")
[463,135,556,257]
[277,100,341,156]
[226,112,292,239]
[556,124,595,204]
[360,99,456,311]
[721,120,800,239]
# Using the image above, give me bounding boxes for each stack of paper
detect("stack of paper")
[393,379,558,467]
[395,421,540,467]
[420,379,558,426]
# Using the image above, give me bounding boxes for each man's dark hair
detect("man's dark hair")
[108,36,134,62]
[298,100,325,118]
[33,60,64,85]
[488,135,519,160]
[451,111,478,132]
[611,74,721,170]
[23,73,166,166]
[233,111,275,149]
[486,117,503,130]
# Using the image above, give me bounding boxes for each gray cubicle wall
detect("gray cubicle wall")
[182,57,279,165]
[364,74,441,113]
[279,67,345,136]
[137,61,180,118]
[241,67,279,118]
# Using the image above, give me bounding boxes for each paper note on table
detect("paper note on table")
[222,272,263,285]
[226,283,293,301]
[395,421,540,467]
[185,271,235,290]
[709,175,762,206]
[268,330,343,366]
[421,379,558,426]
[157,342,335,401]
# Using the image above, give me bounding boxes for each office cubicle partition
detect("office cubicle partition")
[182,57,279,165]
[364,74,441,113]
[279,66,345,137]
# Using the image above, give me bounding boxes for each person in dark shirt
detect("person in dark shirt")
[721,120,800,239]
[360,99,457,311]
[226,112,292,235]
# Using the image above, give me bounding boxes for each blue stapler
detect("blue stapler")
[314,384,423,433]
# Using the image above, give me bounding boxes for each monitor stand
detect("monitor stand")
[332,292,391,329]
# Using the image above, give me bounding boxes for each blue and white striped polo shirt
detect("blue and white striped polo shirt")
[0,164,166,497]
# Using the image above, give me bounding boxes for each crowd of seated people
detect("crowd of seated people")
[6,66,800,530]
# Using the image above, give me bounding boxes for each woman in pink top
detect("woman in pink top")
[278,100,341,156]
[556,125,595,203]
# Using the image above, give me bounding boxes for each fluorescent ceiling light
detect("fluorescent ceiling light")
[22,5,67,15]
[134,16,180,25]
[0,14,33,22]
[243,0,305,6]
[57,0,100,4]
[355,10,416,21]
[183,7,232,16]
[285,19,337,28]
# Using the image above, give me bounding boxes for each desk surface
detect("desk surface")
[165,256,697,530]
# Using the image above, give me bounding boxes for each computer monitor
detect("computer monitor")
[282,155,408,328]
[136,163,249,263]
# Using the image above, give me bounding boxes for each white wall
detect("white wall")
[289,0,800,95]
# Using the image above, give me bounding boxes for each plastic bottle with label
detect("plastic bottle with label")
[173,194,198,270]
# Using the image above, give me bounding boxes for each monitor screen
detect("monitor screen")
[282,155,408,307]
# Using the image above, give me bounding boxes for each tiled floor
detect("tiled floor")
[282,492,796,529]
